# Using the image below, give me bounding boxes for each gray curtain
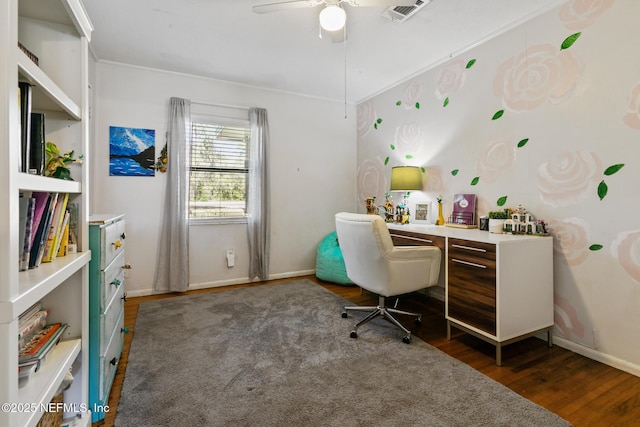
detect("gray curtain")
[154,97,191,292]
[247,108,270,281]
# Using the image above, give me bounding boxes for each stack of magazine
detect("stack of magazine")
[18,302,68,387]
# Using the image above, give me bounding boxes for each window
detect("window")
[189,119,250,221]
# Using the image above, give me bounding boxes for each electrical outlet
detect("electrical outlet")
[226,249,235,268]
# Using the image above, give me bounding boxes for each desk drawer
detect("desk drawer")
[447,238,497,335]
[390,230,445,250]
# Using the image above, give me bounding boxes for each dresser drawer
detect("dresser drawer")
[101,219,126,269]
[100,285,125,354]
[100,250,126,312]
[447,238,497,335]
[100,309,124,402]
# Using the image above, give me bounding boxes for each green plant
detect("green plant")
[488,210,509,220]
[45,141,83,180]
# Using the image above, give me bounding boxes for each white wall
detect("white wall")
[356,1,640,375]
[90,61,357,296]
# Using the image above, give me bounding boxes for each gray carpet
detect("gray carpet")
[116,279,571,427]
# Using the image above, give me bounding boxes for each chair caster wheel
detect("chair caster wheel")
[341,312,348,318]
[414,318,422,327]
[402,336,411,344]
[350,331,358,339]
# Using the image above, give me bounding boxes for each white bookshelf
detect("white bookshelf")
[0,1,93,426]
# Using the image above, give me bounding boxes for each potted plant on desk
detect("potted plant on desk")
[488,210,509,233]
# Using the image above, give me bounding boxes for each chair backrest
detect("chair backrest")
[335,212,441,297]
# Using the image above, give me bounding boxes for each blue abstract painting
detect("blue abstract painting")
[109,126,156,176]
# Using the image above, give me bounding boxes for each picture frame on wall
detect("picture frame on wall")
[413,203,429,223]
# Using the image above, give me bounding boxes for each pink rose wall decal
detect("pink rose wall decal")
[612,230,640,284]
[548,218,590,266]
[623,81,640,129]
[554,292,586,340]
[435,59,466,100]
[537,150,602,207]
[493,44,582,112]
[399,82,423,110]
[357,101,377,138]
[559,0,615,31]
[475,140,517,183]
[357,157,387,207]
[394,122,423,160]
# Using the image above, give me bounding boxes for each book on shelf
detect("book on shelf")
[42,192,69,263]
[30,192,50,248]
[52,210,70,261]
[19,301,42,324]
[29,193,58,269]
[29,112,46,175]
[57,221,70,258]
[19,322,68,364]
[67,202,79,248]
[18,82,32,173]
[18,309,49,348]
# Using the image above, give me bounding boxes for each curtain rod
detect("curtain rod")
[191,100,251,111]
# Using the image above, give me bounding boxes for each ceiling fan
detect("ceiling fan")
[253,0,417,36]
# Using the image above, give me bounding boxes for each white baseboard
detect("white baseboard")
[124,269,317,298]
[552,336,640,377]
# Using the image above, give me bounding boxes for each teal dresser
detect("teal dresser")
[88,214,128,422]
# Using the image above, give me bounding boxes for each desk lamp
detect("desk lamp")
[389,166,423,223]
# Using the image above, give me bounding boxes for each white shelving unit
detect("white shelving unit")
[0,1,93,426]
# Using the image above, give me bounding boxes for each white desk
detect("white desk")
[387,223,554,366]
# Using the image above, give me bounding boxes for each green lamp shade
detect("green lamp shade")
[390,166,423,191]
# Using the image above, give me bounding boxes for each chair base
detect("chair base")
[341,296,422,343]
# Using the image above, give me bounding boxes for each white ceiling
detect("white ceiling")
[82,0,563,104]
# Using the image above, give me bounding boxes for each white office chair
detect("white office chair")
[335,212,441,343]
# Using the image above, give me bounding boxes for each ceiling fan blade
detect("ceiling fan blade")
[344,0,416,6]
[252,0,324,14]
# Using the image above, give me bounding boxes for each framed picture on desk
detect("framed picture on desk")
[413,203,429,223]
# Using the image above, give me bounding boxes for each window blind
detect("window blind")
[189,122,250,218]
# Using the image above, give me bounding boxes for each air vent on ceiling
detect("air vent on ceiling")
[382,0,430,23]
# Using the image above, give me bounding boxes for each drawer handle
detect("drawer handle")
[122,263,132,270]
[121,232,127,240]
[121,292,128,302]
[451,258,487,269]
[110,357,118,366]
[111,278,121,287]
[122,327,130,334]
[112,240,123,249]
[451,243,487,253]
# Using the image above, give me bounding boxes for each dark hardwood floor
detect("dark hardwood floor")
[93,275,640,427]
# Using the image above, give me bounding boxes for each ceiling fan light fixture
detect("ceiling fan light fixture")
[319,5,346,31]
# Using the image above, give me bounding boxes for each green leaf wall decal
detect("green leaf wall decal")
[384,157,389,165]
[497,196,508,206]
[492,110,504,120]
[598,180,608,200]
[604,164,625,176]
[443,97,449,107]
[420,167,426,173]
[517,138,529,148]
[377,118,383,124]
[466,59,476,69]
[406,155,413,160]
[374,123,378,129]
[470,176,480,186]
[561,32,581,50]
[390,144,395,150]
[396,101,402,106]
[451,169,459,176]
[589,244,603,251]
[415,102,420,109]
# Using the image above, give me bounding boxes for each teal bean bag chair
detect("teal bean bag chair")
[315,231,354,285]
